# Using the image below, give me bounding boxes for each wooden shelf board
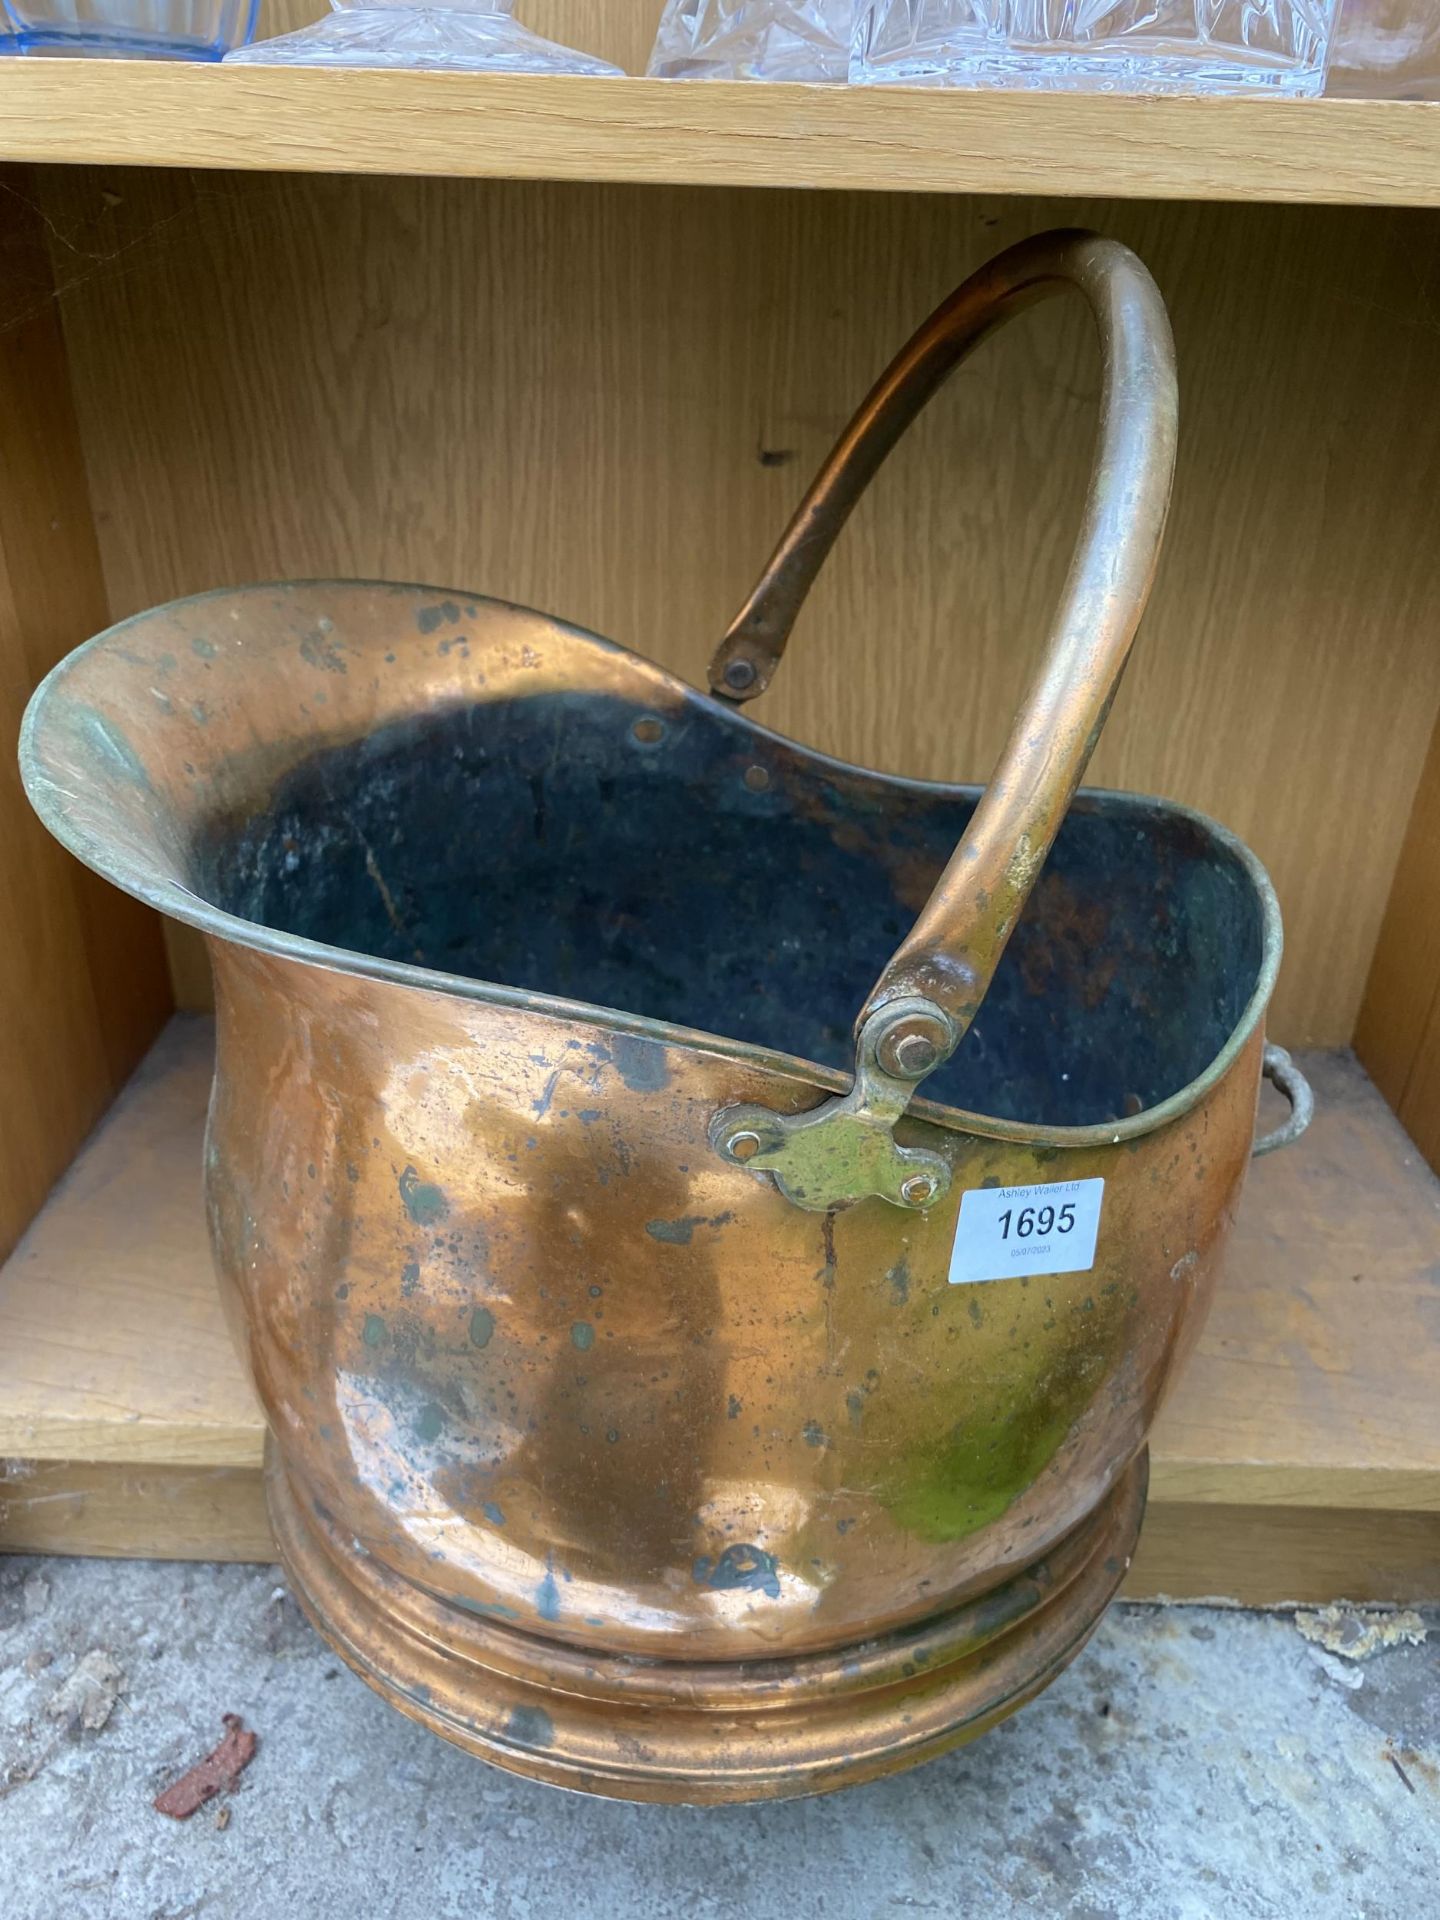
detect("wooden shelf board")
[0,1018,258,1470]
[4,63,1440,205]
[2,1019,1437,1600]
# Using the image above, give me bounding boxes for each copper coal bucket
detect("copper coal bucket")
[22,232,1310,1803]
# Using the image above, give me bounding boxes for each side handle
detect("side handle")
[1253,1045,1314,1158]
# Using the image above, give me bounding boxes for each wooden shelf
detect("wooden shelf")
[3,62,1440,205]
[1,1017,1436,1601]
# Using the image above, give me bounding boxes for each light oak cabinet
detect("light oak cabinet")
[1,3,1436,1598]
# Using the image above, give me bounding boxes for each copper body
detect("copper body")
[21,234,1294,1801]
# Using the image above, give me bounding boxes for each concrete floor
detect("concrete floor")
[0,1558,1434,1920]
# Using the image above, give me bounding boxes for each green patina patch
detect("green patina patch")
[504,1704,554,1749]
[80,710,150,790]
[645,1211,732,1246]
[692,1543,781,1600]
[570,1321,595,1352]
[536,1566,561,1622]
[453,1595,520,1622]
[362,1314,386,1348]
[398,1165,448,1227]
[875,1330,1115,1544]
[606,1032,669,1093]
[299,626,348,674]
[414,1402,445,1443]
[645,1215,704,1246]
[469,1306,495,1348]
[416,601,461,635]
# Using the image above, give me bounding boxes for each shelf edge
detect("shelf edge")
[3,66,1440,206]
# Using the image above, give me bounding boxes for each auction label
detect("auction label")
[948,1176,1105,1286]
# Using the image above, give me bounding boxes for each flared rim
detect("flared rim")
[20,578,1283,1150]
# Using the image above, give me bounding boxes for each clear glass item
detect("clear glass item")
[228,0,622,72]
[855,0,1000,81]
[4,0,257,57]
[648,0,854,81]
[1328,0,1440,98]
[854,1,1339,94]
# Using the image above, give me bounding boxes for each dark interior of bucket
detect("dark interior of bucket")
[195,688,1266,1127]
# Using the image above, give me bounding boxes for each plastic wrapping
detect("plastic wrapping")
[228,0,621,72]
[648,0,853,81]
[855,1,1338,94]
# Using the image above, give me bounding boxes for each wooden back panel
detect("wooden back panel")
[1356,714,1440,1166]
[0,172,171,1260]
[35,166,1440,1046]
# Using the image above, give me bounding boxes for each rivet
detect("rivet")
[631,715,664,744]
[723,659,757,693]
[743,764,770,792]
[900,1174,936,1206]
[893,1033,939,1077]
[728,1131,762,1163]
[876,1011,951,1080]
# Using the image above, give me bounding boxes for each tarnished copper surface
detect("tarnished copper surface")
[267,1443,1148,1802]
[201,932,1258,1669]
[20,232,1299,1802]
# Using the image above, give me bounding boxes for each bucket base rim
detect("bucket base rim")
[266,1447,1146,1804]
